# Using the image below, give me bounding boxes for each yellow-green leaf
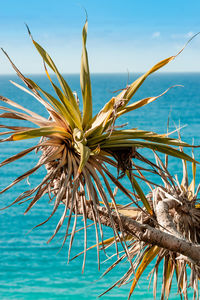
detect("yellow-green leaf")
[80,19,92,129]
[188,156,196,199]
[128,246,160,299]
[26,78,77,129]
[26,25,79,112]
[164,257,175,299]
[117,86,180,117]
[102,140,197,164]
[10,126,69,141]
[86,98,115,138]
[115,36,196,109]
[76,142,91,175]
[44,63,82,129]
[127,171,152,214]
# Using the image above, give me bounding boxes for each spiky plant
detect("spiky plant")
[97,151,200,300]
[0,19,198,298]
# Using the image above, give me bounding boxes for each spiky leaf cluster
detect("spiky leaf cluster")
[0,19,199,299]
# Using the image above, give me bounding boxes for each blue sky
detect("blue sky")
[0,0,200,74]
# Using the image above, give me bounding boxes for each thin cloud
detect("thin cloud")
[152,31,160,38]
[171,32,195,39]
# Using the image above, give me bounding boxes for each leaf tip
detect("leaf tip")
[1,48,6,56]
[73,170,81,182]
[81,6,88,22]
[25,23,33,40]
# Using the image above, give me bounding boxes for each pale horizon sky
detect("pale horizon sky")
[0,0,200,74]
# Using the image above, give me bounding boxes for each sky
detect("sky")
[0,0,200,74]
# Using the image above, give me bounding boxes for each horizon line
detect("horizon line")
[0,71,200,76]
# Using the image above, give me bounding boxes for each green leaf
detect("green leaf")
[107,129,193,148]
[114,37,196,109]
[43,63,82,130]
[85,98,115,138]
[26,78,77,129]
[76,142,91,175]
[189,159,196,199]
[102,140,197,163]
[80,19,92,129]
[26,25,80,113]
[127,171,152,214]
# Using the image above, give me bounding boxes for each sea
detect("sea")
[0,73,200,300]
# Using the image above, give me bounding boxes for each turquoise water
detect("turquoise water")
[0,73,200,299]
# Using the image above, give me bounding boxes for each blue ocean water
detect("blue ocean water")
[0,73,200,300]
